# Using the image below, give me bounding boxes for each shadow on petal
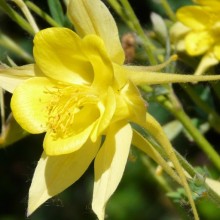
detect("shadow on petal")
[27,137,101,216]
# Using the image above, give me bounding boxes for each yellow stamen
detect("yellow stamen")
[45,85,98,138]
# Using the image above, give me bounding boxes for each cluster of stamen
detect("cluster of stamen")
[45,84,98,138]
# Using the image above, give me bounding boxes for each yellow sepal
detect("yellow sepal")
[92,122,132,220]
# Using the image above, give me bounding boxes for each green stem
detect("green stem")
[145,113,199,219]
[0,33,33,63]
[176,150,220,206]
[107,0,134,30]
[181,84,214,116]
[13,0,39,33]
[117,0,157,65]
[25,1,61,27]
[172,149,219,204]
[141,85,220,170]
[141,110,220,206]
[210,81,220,102]
[160,0,176,21]
[175,110,220,169]
[141,155,172,192]
[159,95,220,170]
[141,155,192,219]
[0,0,34,35]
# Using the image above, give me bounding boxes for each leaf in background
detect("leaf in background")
[47,0,65,26]
[0,0,34,35]
[0,114,28,148]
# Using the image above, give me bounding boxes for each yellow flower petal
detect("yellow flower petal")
[0,64,36,93]
[92,122,132,220]
[194,52,218,75]
[44,106,99,155]
[170,22,190,42]
[27,137,101,216]
[195,0,220,8]
[111,80,146,125]
[213,43,220,60]
[82,34,113,90]
[68,0,125,64]
[0,114,28,148]
[175,39,187,52]
[177,6,210,30]
[11,77,55,134]
[118,81,146,125]
[91,87,116,142]
[33,28,93,85]
[185,31,214,56]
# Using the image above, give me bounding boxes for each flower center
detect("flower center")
[45,84,98,138]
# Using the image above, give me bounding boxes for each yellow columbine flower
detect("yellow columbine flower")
[1,0,220,219]
[9,1,146,219]
[171,0,220,75]
[12,29,147,220]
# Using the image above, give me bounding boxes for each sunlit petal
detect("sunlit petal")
[118,81,146,125]
[44,119,97,156]
[185,31,214,56]
[91,87,116,142]
[27,137,101,216]
[194,0,220,8]
[82,34,113,90]
[177,6,210,30]
[34,28,93,85]
[0,64,36,93]
[11,77,55,133]
[68,0,125,64]
[170,22,190,41]
[194,52,219,75]
[92,122,132,220]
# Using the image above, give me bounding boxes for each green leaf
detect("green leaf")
[0,0,34,35]
[0,114,28,148]
[47,0,65,26]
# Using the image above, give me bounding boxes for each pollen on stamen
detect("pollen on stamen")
[45,84,99,139]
